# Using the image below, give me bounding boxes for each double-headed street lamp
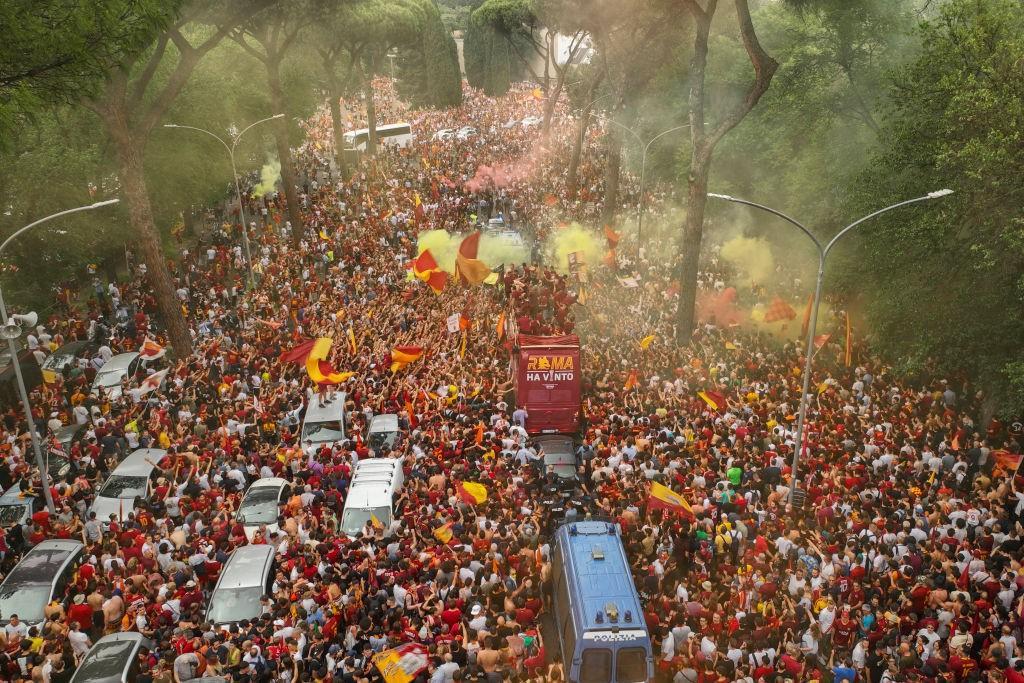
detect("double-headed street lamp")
[592,114,690,254]
[0,199,120,514]
[164,114,284,290]
[708,189,954,504]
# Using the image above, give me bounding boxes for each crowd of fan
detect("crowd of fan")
[0,79,1020,683]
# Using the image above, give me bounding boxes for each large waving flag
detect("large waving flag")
[455,232,492,285]
[456,481,488,505]
[389,346,424,373]
[411,249,447,294]
[372,643,429,683]
[697,390,728,414]
[992,450,1023,477]
[138,339,166,361]
[138,369,169,396]
[648,481,695,519]
[432,522,454,544]
[281,338,316,364]
[306,338,355,385]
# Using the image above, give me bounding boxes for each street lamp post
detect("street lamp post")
[0,199,120,514]
[707,189,953,504]
[163,114,284,290]
[592,114,689,255]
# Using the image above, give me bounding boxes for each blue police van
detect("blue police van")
[551,520,654,683]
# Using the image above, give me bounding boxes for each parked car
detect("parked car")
[70,632,153,683]
[40,340,97,384]
[91,352,141,399]
[237,477,289,541]
[89,448,164,526]
[0,539,84,627]
[206,545,276,628]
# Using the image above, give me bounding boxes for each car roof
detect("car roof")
[110,448,165,477]
[101,352,139,371]
[2,540,83,585]
[369,414,399,432]
[217,545,275,590]
[53,341,95,356]
[247,477,288,491]
[303,396,346,423]
[0,483,33,506]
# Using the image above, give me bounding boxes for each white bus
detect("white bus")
[343,122,413,151]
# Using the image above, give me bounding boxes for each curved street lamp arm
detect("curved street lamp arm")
[232,113,285,151]
[0,199,120,256]
[590,112,643,146]
[707,193,823,255]
[644,124,691,154]
[823,191,953,257]
[163,123,231,156]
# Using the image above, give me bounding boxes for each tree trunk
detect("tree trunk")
[363,61,378,156]
[565,114,587,199]
[600,128,622,227]
[328,81,349,180]
[675,150,710,344]
[107,109,193,356]
[266,56,304,248]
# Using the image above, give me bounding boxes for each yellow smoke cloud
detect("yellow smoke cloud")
[720,235,775,286]
[251,157,281,198]
[417,230,530,274]
[544,223,604,274]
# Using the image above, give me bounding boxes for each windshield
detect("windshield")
[95,368,125,388]
[100,475,148,499]
[341,506,391,536]
[206,586,264,624]
[43,353,75,371]
[72,637,137,683]
[237,487,282,525]
[0,504,26,527]
[368,430,398,452]
[302,420,344,443]
[0,583,51,623]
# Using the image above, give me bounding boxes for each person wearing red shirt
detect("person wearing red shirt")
[67,593,93,630]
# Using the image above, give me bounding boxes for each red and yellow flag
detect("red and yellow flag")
[764,296,797,323]
[433,522,454,544]
[414,192,424,224]
[390,346,424,373]
[425,270,447,294]
[347,327,358,355]
[603,225,621,250]
[457,481,488,505]
[623,369,639,391]
[992,450,1023,477]
[697,390,728,413]
[496,311,507,340]
[455,231,492,285]
[306,338,355,385]
[648,481,695,519]
[412,249,439,279]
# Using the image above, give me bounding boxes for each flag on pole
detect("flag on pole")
[425,270,447,294]
[306,338,356,385]
[496,311,507,340]
[280,339,316,363]
[389,346,424,373]
[604,225,621,250]
[844,313,853,367]
[138,339,166,361]
[458,329,467,359]
[638,334,656,350]
[454,231,492,285]
[800,294,813,339]
[623,369,639,391]
[347,327,358,355]
[647,481,695,519]
[456,481,488,505]
[697,390,728,413]
[812,333,832,350]
[413,192,424,224]
[138,369,169,396]
[411,249,439,280]
[991,450,1023,477]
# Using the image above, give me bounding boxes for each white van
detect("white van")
[340,457,405,537]
[90,448,164,525]
[206,545,275,628]
[343,123,413,151]
[301,397,346,456]
[236,477,289,542]
[367,413,400,454]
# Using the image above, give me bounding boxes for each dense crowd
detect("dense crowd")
[0,79,1021,683]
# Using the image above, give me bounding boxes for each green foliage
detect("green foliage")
[837,0,1024,416]
[464,0,522,96]
[0,0,183,143]
[395,0,463,107]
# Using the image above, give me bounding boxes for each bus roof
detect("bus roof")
[344,123,411,136]
[557,521,645,633]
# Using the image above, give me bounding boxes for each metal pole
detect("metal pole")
[637,125,689,255]
[0,199,118,514]
[706,190,953,504]
[164,115,282,291]
[0,287,54,513]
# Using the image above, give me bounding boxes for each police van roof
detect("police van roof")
[558,521,646,633]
